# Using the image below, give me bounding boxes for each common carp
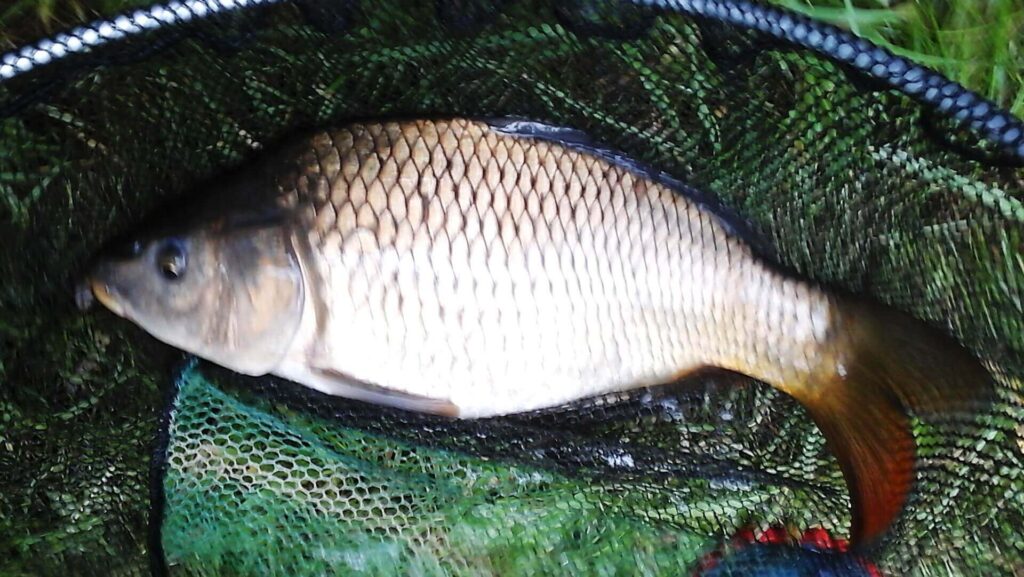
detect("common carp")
[77,118,994,546]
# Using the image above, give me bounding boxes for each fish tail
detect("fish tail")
[792,299,996,549]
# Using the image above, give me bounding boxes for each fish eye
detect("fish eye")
[156,240,187,281]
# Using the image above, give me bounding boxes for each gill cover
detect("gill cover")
[200,219,306,375]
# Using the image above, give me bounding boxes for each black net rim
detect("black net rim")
[1,0,1023,163]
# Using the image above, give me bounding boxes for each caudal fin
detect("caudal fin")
[793,299,996,549]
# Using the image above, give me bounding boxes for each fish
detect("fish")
[77,118,995,547]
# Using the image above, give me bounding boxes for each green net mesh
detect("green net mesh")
[1,1,1022,576]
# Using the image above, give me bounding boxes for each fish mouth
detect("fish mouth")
[86,278,126,318]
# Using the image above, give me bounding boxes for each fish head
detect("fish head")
[81,212,305,376]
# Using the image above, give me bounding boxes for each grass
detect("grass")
[1,0,1021,117]
[773,0,1024,118]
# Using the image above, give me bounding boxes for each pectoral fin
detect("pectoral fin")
[309,367,460,418]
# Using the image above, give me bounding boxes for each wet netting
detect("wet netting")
[1,1,1022,576]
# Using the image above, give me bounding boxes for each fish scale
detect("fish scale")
[270,119,831,416]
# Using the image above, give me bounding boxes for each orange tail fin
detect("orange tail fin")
[792,299,996,549]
